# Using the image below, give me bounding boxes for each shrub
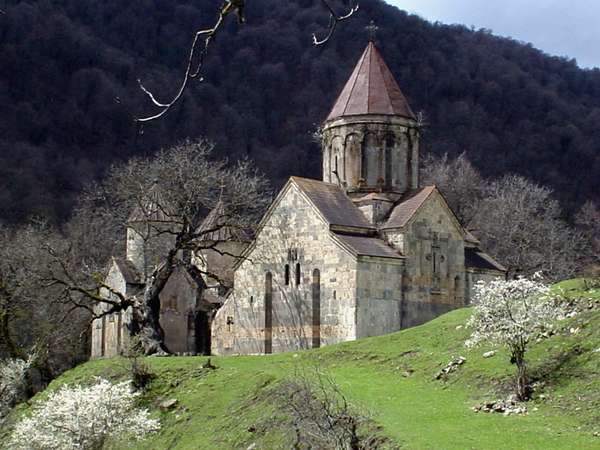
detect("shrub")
[10,378,159,450]
[0,353,36,423]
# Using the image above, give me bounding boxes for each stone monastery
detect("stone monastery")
[91,41,505,359]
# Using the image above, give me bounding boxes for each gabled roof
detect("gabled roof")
[327,42,416,121]
[465,248,507,273]
[464,230,481,247]
[128,184,175,224]
[351,192,399,204]
[333,233,402,260]
[381,186,436,230]
[112,258,143,285]
[291,177,374,232]
[196,200,251,242]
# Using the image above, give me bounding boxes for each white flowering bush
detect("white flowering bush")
[10,378,160,450]
[0,353,36,422]
[466,274,564,400]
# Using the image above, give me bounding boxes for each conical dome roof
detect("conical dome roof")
[326,42,416,121]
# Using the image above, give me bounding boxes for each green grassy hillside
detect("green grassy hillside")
[4,280,600,449]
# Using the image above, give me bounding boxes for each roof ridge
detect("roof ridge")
[344,45,369,116]
[372,44,394,115]
[366,42,373,114]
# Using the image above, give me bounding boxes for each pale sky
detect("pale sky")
[385,0,600,69]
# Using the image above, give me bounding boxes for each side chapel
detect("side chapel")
[91,41,504,359]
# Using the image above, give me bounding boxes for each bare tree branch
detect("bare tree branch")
[135,0,357,122]
[135,1,244,123]
[313,0,359,46]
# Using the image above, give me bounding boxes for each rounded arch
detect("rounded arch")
[384,132,396,189]
[329,135,345,184]
[361,132,381,186]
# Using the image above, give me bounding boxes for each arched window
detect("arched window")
[295,263,301,286]
[385,135,394,188]
[284,264,290,286]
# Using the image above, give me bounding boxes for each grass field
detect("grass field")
[3,279,600,449]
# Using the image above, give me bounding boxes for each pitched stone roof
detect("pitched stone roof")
[464,230,481,247]
[333,233,402,260]
[128,184,175,224]
[289,177,399,259]
[465,248,506,273]
[351,192,399,205]
[327,42,416,121]
[291,177,374,231]
[196,200,251,242]
[381,186,436,230]
[113,258,143,285]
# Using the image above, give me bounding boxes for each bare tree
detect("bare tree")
[471,175,584,280]
[136,0,358,122]
[422,153,585,280]
[575,200,600,278]
[0,224,87,382]
[420,152,486,226]
[275,365,385,450]
[44,140,270,355]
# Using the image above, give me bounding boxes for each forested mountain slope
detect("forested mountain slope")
[1,0,599,222]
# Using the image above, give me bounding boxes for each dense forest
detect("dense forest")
[1,0,599,223]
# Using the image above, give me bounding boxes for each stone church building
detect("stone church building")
[210,42,504,355]
[91,42,504,359]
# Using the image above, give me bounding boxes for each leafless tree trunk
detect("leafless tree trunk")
[510,343,530,401]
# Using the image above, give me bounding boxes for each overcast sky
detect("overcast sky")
[385,0,600,69]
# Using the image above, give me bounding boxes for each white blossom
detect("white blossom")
[466,273,563,350]
[10,378,160,450]
[465,274,564,400]
[0,353,36,422]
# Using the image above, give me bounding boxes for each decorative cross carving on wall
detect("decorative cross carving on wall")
[427,232,445,291]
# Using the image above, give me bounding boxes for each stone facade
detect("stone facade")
[92,41,505,359]
[382,190,467,327]
[212,182,360,355]
[211,42,505,356]
[90,260,137,358]
[323,115,419,193]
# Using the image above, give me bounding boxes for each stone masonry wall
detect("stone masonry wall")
[355,256,405,338]
[384,191,466,328]
[322,115,419,194]
[91,262,129,358]
[212,182,358,355]
[159,267,199,354]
